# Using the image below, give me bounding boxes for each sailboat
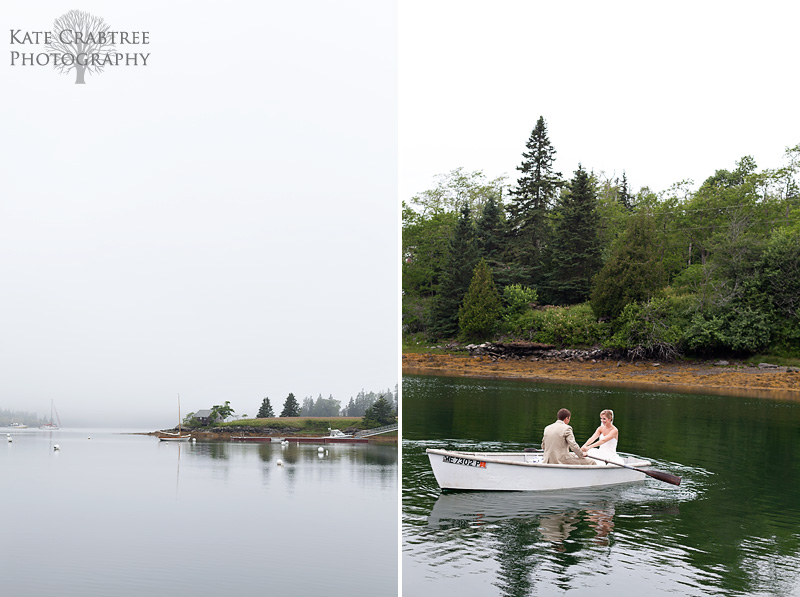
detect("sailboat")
[39,400,61,430]
[158,394,192,442]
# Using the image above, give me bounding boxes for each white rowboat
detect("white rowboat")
[427,448,654,491]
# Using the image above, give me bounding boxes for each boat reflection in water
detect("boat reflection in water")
[427,486,677,550]
[584,505,614,547]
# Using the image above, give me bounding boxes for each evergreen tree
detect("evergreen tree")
[547,165,603,305]
[363,396,396,426]
[458,258,503,340]
[257,398,274,418]
[313,394,342,417]
[476,193,504,262]
[300,396,315,416]
[429,203,479,338]
[280,393,300,417]
[506,116,562,287]
[591,208,667,319]
[619,171,633,210]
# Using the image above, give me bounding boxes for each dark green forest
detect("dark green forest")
[403,116,800,360]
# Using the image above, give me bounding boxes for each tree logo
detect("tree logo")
[9,10,150,84]
[45,10,115,84]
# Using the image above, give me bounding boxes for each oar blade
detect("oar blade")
[644,468,682,486]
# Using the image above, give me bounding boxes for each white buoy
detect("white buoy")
[318,447,324,453]
[276,459,283,466]
[7,436,12,443]
[192,438,197,443]
[53,444,60,451]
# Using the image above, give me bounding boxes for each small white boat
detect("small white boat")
[427,448,661,492]
[158,393,191,442]
[158,432,191,442]
[327,428,352,438]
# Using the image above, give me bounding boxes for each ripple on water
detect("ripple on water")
[403,439,743,596]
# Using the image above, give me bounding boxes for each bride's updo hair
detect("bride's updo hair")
[600,409,614,421]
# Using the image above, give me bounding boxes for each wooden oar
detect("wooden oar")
[586,454,681,486]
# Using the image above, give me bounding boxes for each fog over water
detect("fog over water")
[1,1,398,429]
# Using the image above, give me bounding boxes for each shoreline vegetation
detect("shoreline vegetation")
[149,417,397,443]
[402,131,800,375]
[403,351,800,401]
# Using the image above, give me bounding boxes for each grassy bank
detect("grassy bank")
[215,417,366,433]
[160,417,397,443]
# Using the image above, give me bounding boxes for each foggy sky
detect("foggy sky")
[1,1,398,428]
[399,1,800,201]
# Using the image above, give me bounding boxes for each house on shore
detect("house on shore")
[191,409,221,425]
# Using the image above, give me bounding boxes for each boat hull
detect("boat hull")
[427,449,650,491]
[158,436,191,442]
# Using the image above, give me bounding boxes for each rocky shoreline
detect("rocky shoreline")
[403,347,800,401]
[146,427,397,443]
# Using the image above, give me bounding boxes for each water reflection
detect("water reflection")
[403,375,800,596]
[421,488,690,597]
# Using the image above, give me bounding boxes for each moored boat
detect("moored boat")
[158,394,191,442]
[158,432,191,442]
[39,401,61,430]
[427,448,653,491]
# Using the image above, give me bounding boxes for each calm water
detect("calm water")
[1,429,397,596]
[403,374,800,596]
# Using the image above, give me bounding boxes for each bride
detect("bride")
[582,409,623,465]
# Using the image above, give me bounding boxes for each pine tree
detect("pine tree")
[506,116,562,287]
[363,396,396,426]
[280,393,300,417]
[458,258,503,340]
[429,203,478,338]
[476,193,504,262]
[619,171,633,210]
[591,209,666,318]
[547,165,602,305]
[300,396,315,416]
[257,398,274,418]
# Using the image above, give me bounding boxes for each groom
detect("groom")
[542,408,596,465]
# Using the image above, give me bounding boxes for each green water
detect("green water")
[402,374,800,596]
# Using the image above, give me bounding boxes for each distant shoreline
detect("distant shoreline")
[145,427,397,443]
[403,353,800,401]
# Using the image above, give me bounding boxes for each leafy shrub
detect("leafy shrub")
[506,303,609,347]
[608,298,682,361]
[683,305,772,355]
[769,319,800,358]
[501,284,539,332]
[503,284,538,318]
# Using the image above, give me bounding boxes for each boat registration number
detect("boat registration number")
[443,456,486,468]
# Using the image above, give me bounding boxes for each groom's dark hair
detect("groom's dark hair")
[557,408,571,421]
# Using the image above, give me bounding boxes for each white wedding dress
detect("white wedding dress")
[587,434,623,465]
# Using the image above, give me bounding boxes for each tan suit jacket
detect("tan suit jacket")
[542,420,595,465]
